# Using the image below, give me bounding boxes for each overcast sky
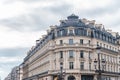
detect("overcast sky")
[0,0,120,80]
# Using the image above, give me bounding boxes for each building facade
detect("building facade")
[23,14,120,80]
[4,65,23,80]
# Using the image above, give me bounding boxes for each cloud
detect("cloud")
[0,0,28,19]
[0,14,44,31]
[0,0,72,32]
[0,57,22,63]
[78,1,120,17]
[0,48,28,57]
[0,26,46,48]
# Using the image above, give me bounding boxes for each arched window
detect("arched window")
[68,75,76,80]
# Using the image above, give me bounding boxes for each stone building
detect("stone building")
[23,14,120,80]
[4,64,23,80]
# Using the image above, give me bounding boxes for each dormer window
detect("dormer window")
[60,30,63,36]
[88,31,91,37]
[70,30,73,34]
[87,29,91,37]
[68,29,74,36]
[68,27,75,36]
[96,32,98,38]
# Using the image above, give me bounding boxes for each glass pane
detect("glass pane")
[69,39,73,45]
[80,39,83,44]
[69,50,74,58]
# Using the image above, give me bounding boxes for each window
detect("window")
[60,30,63,36]
[69,30,73,35]
[58,30,63,36]
[69,39,73,45]
[60,40,63,45]
[110,46,111,49]
[100,43,102,47]
[111,66,112,72]
[69,62,74,69]
[80,39,83,44]
[89,63,91,70]
[88,51,91,59]
[96,32,98,37]
[104,55,106,60]
[97,42,99,46]
[88,31,91,36]
[69,50,74,58]
[60,51,63,58]
[80,50,84,58]
[80,29,84,36]
[104,44,105,48]
[108,65,109,71]
[60,62,63,69]
[107,45,108,48]
[88,40,91,45]
[80,62,84,70]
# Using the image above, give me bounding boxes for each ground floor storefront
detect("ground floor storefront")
[23,73,120,80]
[52,73,119,80]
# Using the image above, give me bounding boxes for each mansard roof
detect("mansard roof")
[67,14,79,20]
[57,14,118,39]
[59,14,86,27]
[24,14,120,61]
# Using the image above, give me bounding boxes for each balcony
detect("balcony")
[79,57,85,61]
[68,57,75,61]
[95,70,120,75]
[55,43,93,49]
[50,69,95,75]
[101,47,118,54]
[80,69,95,74]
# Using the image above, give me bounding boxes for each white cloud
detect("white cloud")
[0,1,28,19]
[0,56,22,63]
[0,26,46,49]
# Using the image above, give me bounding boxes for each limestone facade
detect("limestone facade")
[23,14,120,80]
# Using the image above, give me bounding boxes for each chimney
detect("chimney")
[42,35,46,38]
[81,18,88,24]
[88,20,95,26]
[95,24,103,30]
[50,25,56,30]
[36,40,40,45]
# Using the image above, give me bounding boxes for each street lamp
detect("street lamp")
[94,45,106,80]
[57,62,65,80]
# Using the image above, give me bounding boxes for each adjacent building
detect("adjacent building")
[23,14,120,80]
[4,64,23,80]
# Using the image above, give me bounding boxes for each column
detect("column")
[76,73,81,80]
[94,75,97,80]
[48,76,53,80]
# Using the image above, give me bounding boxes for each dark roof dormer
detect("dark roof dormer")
[59,14,85,27]
[67,14,79,20]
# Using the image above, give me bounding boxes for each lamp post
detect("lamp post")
[94,45,106,80]
[58,62,65,80]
